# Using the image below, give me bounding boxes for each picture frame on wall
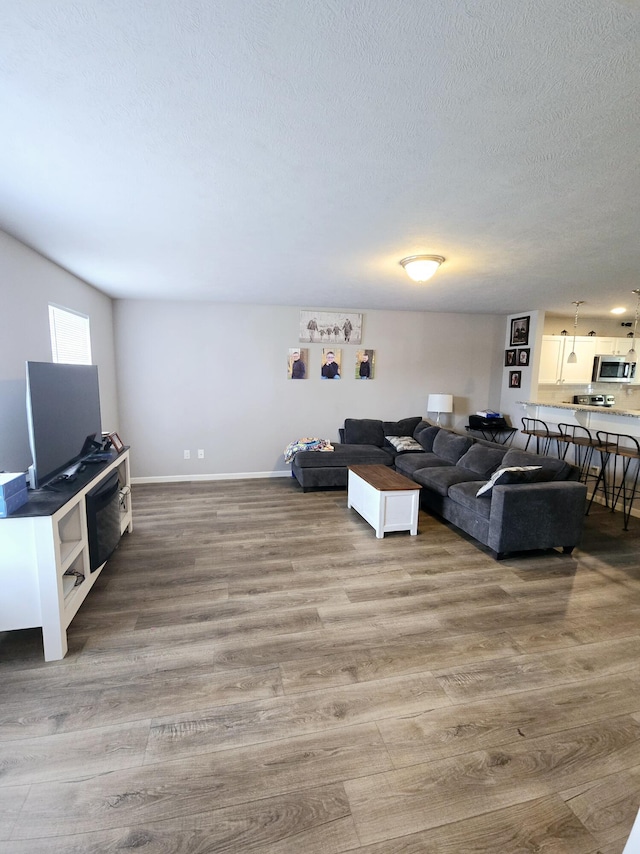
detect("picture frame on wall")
[321,348,342,379]
[287,348,308,379]
[299,311,362,345]
[518,348,530,366]
[510,316,530,347]
[355,349,375,379]
[504,349,517,366]
[509,370,522,389]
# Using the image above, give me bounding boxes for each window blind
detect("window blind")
[48,305,92,364]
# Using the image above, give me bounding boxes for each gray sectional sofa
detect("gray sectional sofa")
[290,416,423,491]
[291,417,587,559]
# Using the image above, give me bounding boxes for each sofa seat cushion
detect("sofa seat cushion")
[458,444,507,478]
[294,444,392,468]
[448,482,492,520]
[394,452,451,476]
[432,430,474,463]
[413,466,486,496]
[501,448,573,481]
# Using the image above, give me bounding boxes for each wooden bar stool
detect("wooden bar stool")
[556,424,599,482]
[587,432,640,530]
[520,418,563,456]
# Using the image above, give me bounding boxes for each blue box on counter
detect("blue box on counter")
[0,472,27,500]
[0,487,28,517]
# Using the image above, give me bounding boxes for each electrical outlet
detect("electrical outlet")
[589,465,600,476]
[184,450,190,460]
[197,449,205,459]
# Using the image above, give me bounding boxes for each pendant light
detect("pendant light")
[626,289,640,361]
[567,301,584,363]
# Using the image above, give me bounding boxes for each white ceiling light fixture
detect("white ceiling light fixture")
[626,289,640,361]
[567,300,584,364]
[399,255,445,283]
[611,307,626,315]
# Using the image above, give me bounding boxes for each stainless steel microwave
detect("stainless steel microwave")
[592,354,636,383]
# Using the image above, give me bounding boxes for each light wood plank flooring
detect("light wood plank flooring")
[2,478,640,853]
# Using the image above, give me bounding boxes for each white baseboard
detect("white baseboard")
[131,470,293,485]
[587,489,640,519]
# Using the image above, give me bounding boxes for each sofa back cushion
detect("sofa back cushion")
[414,425,440,451]
[458,444,507,478]
[501,448,573,481]
[343,418,385,446]
[382,416,423,437]
[432,430,473,464]
[413,420,433,437]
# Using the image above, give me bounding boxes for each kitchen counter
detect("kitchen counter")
[518,401,640,418]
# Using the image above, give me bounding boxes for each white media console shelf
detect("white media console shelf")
[0,449,132,661]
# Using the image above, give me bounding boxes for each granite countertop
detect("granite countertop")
[517,401,640,418]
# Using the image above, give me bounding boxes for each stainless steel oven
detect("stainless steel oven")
[592,355,636,383]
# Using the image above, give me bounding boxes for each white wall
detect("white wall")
[0,231,119,472]
[498,310,543,445]
[114,300,506,480]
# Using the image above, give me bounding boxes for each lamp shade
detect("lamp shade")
[427,394,453,414]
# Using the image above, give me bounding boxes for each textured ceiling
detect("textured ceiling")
[1,0,640,318]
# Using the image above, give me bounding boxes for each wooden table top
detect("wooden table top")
[348,464,421,491]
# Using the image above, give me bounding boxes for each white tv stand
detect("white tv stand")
[0,449,132,661]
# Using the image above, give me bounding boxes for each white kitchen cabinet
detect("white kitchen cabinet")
[597,337,635,356]
[539,336,565,383]
[539,336,596,383]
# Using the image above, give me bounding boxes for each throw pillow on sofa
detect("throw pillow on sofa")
[476,465,543,497]
[501,448,573,481]
[384,435,423,453]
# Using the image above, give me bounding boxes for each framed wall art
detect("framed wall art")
[509,370,522,389]
[300,311,362,345]
[510,316,530,347]
[287,348,308,379]
[321,348,342,379]
[504,349,517,366]
[518,348,530,366]
[355,349,375,379]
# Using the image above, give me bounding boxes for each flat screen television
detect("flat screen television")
[26,361,102,489]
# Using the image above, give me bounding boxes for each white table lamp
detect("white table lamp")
[427,393,453,426]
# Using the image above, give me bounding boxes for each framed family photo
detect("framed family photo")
[509,370,522,389]
[287,348,308,379]
[321,348,342,379]
[510,316,530,347]
[107,431,124,453]
[504,349,517,366]
[355,349,375,379]
[518,348,530,366]
[300,311,362,345]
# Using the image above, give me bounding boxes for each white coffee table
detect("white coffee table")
[347,464,421,538]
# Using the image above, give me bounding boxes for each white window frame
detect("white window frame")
[48,304,92,364]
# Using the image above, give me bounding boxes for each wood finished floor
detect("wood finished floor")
[2,478,640,853]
